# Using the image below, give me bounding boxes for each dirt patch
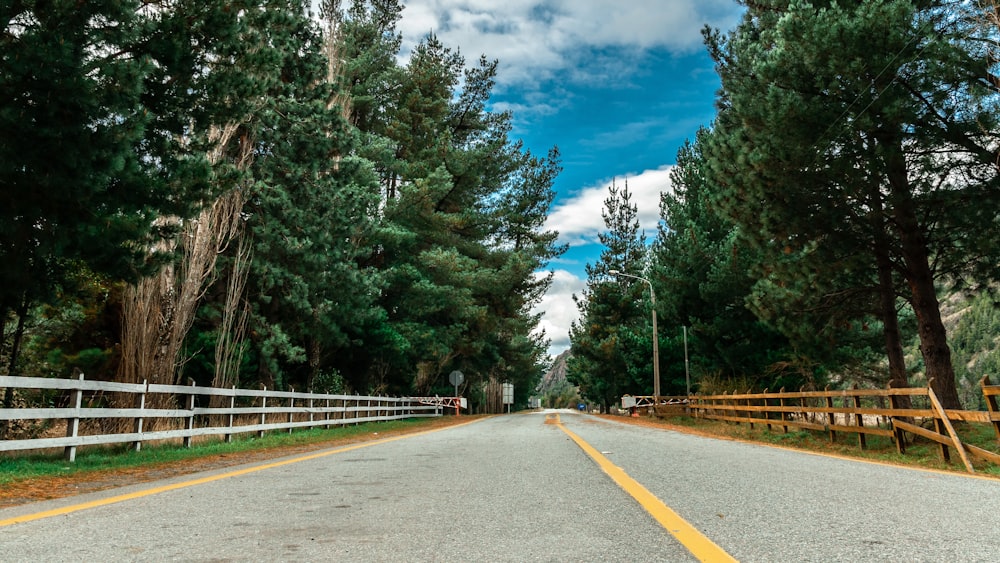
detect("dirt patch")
[0,417,474,509]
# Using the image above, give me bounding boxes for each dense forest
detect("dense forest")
[569,0,1000,412]
[0,0,564,413]
[4,1,1000,418]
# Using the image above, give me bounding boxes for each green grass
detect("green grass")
[656,415,1000,477]
[0,418,438,486]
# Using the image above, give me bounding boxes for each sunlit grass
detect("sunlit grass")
[640,414,1000,476]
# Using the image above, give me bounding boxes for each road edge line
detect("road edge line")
[0,417,483,528]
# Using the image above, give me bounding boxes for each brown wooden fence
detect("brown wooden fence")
[645,376,1000,474]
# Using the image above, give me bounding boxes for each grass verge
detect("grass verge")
[617,413,1000,478]
[0,417,468,488]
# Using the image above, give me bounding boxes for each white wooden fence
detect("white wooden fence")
[0,374,441,461]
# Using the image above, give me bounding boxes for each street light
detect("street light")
[609,270,660,401]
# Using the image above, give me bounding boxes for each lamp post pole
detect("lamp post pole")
[609,270,659,401]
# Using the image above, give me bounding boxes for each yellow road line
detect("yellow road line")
[0,418,482,528]
[554,415,737,563]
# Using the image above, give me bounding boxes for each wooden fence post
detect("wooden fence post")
[762,388,771,432]
[308,393,315,428]
[258,385,267,438]
[288,387,295,435]
[746,389,754,429]
[64,371,85,462]
[852,384,866,450]
[324,397,331,429]
[825,385,836,443]
[225,386,236,443]
[927,381,974,473]
[888,381,906,454]
[982,376,1000,442]
[183,379,196,448]
[779,387,788,433]
[133,379,147,452]
[721,391,730,425]
[799,386,808,426]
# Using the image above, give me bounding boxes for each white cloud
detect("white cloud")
[531,269,586,356]
[545,166,673,245]
[396,1,743,87]
[532,163,673,356]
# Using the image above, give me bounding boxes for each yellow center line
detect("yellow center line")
[554,414,737,563]
[0,418,483,528]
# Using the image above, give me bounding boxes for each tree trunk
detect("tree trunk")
[870,190,912,409]
[900,241,961,408]
[881,135,962,409]
[307,330,321,392]
[0,296,28,439]
[212,232,250,393]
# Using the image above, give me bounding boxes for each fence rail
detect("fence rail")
[0,374,443,461]
[636,376,1000,474]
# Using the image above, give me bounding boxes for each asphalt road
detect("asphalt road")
[2,410,999,562]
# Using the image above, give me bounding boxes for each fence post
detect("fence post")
[762,388,771,432]
[888,382,906,454]
[325,398,331,429]
[799,386,807,426]
[933,410,952,463]
[927,380,974,473]
[825,385,836,443]
[225,385,236,443]
[745,389,754,429]
[778,387,788,433]
[288,387,295,435]
[133,379,147,453]
[982,376,1000,442]
[308,392,315,428]
[64,371,85,462]
[852,384,866,450]
[183,379,196,448]
[259,385,267,438]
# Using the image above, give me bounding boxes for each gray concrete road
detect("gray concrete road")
[1,410,998,562]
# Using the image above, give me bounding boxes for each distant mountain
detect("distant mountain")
[538,350,572,393]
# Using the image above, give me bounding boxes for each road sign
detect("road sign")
[502,383,514,405]
[449,370,464,386]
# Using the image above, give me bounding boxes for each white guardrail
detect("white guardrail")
[0,374,443,461]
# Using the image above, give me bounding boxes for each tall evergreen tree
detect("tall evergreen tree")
[702,0,1000,407]
[568,181,650,411]
[330,3,564,399]
[236,2,381,391]
[651,134,806,391]
[1,0,252,382]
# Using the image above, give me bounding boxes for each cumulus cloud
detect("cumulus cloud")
[545,166,673,246]
[531,269,587,356]
[396,0,742,87]
[534,166,674,356]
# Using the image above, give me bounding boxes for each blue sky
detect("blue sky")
[390,1,745,356]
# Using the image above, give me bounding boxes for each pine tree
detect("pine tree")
[568,181,650,411]
[651,134,806,391]
[236,1,381,391]
[1,1,252,386]
[332,7,564,399]
[702,0,1000,407]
